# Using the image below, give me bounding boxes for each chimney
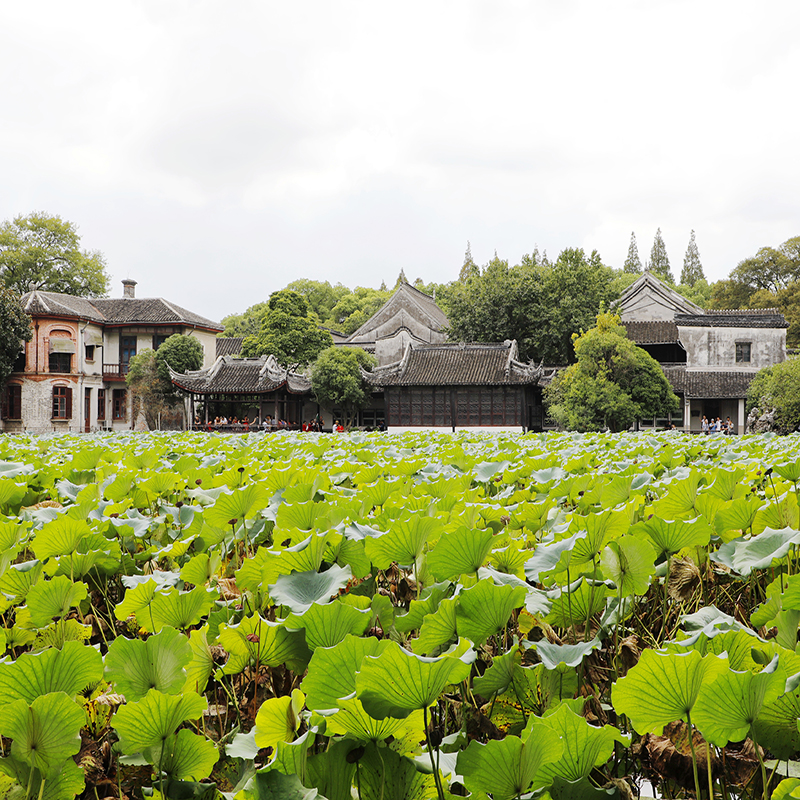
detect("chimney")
[122,279,137,299]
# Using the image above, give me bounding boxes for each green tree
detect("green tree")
[458,242,480,282]
[623,232,643,274]
[241,290,333,368]
[746,357,800,433]
[731,238,800,294]
[649,228,673,283]
[0,287,32,390]
[220,302,269,338]
[284,279,350,324]
[680,230,705,286]
[155,334,204,399]
[127,349,169,431]
[0,212,109,297]
[311,346,376,429]
[328,286,391,335]
[545,312,679,432]
[676,278,711,308]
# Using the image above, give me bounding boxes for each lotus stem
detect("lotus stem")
[424,704,446,800]
[752,732,769,800]
[706,739,714,800]
[685,711,702,800]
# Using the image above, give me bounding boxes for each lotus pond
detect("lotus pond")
[4,430,800,799]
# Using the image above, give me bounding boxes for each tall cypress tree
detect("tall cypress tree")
[680,230,705,286]
[458,242,480,282]
[649,228,674,283]
[623,232,643,274]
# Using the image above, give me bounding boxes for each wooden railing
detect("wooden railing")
[102,363,129,380]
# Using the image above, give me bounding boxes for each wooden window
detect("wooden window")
[153,334,170,349]
[2,384,22,419]
[112,389,127,420]
[97,389,106,420]
[52,386,72,419]
[49,352,72,373]
[735,342,751,363]
[85,344,95,362]
[13,345,25,372]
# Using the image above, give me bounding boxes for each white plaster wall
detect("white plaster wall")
[678,326,786,370]
[19,378,80,434]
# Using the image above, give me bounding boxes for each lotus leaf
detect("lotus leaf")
[363,513,440,570]
[712,527,800,576]
[355,741,436,800]
[456,724,564,799]
[144,728,219,781]
[455,579,526,644]
[0,640,102,704]
[105,626,192,700]
[301,634,391,711]
[600,535,656,597]
[356,639,474,719]
[114,689,207,753]
[218,614,311,674]
[143,585,217,632]
[426,526,494,581]
[25,576,87,628]
[634,516,711,558]
[413,596,458,654]
[0,692,85,777]
[533,637,602,671]
[285,601,371,650]
[184,625,215,694]
[0,754,85,800]
[269,565,352,614]
[254,689,305,750]
[205,484,269,529]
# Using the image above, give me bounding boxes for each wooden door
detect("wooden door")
[84,388,91,433]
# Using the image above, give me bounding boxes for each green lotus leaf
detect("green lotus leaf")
[0,754,85,800]
[218,614,311,675]
[356,640,474,719]
[269,565,352,614]
[754,686,800,760]
[394,584,452,634]
[25,576,87,628]
[254,689,305,750]
[355,741,436,800]
[634,516,711,558]
[693,655,786,747]
[714,495,762,537]
[0,693,84,777]
[754,493,800,534]
[772,778,800,800]
[455,579,526,644]
[712,528,800,576]
[0,560,43,601]
[226,729,259,761]
[426,526,494,581]
[285,601,370,650]
[275,500,330,533]
[114,689,207,753]
[305,739,359,800]
[144,729,219,781]
[238,768,320,800]
[114,576,167,621]
[105,626,192,700]
[31,517,92,561]
[0,479,26,512]
[140,586,217,633]
[456,725,564,799]
[600,534,656,597]
[413,596,458,654]
[30,619,91,652]
[184,625,215,694]
[321,693,424,747]
[204,484,269,530]
[570,508,630,568]
[532,637,602,671]
[258,532,342,586]
[651,471,700,518]
[364,513,440,569]
[612,649,727,734]
[180,552,220,586]
[523,531,585,584]
[547,776,620,799]
[526,704,630,784]
[546,579,608,628]
[0,640,102,704]
[301,634,392,711]
[51,547,121,579]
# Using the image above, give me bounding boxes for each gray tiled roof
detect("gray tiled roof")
[21,291,106,323]
[663,367,756,399]
[216,337,243,358]
[169,355,311,395]
[675,310,788,328]
[92,297,223,330]
[20,290,223,331]
[623,321,679,344]
[367,341,541,387]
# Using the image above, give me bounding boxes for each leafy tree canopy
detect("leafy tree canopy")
[155,334,204,398]
[0,287,32,389]
[680,230,705,286]
[311,346,376,429]
[0,212,109,297]
[220,302,269,339]
[446,249,622,364]
[126,349,168,431]
[746,356,800,434]
[241,290,333,368]
[545,312,680,432]
[623,232,642,274]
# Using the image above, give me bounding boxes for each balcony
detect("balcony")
[103,363,130,381]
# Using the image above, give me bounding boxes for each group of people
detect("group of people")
[701,415,735,435]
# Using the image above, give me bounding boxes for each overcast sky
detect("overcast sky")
[2,1,799,322]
